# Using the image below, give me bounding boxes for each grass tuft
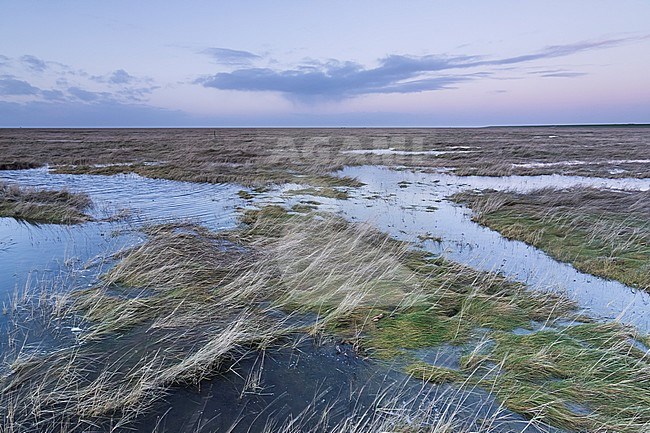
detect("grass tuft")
[0,181,92,224]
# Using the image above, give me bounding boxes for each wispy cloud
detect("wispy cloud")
[0,77,41,95]
[540,71,588,78]
[20,55,48,72]
[0,54,161,107]
[480,37,645,67]
[41,89,66,101]
[198,36,643,99]
[108,69,135,84]
[68,86,106,102]
[90,68,151,85]
[202,47,261,65]
[87,69,158,100]
[527,69,588,79]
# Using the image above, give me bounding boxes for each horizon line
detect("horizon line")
[1,122,649,130]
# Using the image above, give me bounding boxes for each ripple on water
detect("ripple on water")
[0,168,244,297]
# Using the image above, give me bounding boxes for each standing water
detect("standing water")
[323,166,650,331]
[0,168,243,297]
[3,166,650,331]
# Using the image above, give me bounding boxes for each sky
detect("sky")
[0,1,649,127]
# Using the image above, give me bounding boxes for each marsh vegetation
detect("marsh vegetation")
[1,127,650,432]
[455,187,650,290]
[2,205,650,432]
[0,128,648,189]
[0,181,92,224]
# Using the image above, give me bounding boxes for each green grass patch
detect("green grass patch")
[405,361,462,384]
[469,322,650,432]
[455,187,650,290]
[358,252,573,361]
[369,308,458,358]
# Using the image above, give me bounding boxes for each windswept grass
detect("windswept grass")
[2,205,650,432]
[1,224,290,430]
[454,187,650,290]
[463,322,650,432]
[1,208,431,430]
[0,182,92,224]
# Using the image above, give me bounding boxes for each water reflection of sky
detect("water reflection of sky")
[330,166,650,331]
[0,168,243,296]
[3,166,650,332]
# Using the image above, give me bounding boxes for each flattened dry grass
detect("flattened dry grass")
[0,181,92,224]
[1,224,288,430]
[455,187,650,290]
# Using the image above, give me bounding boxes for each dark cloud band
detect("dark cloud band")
[198,36,641,99]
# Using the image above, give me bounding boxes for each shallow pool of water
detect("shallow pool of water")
[4,166,650,332]
[133,336,551,433]
[325,166,650,331]
[0,168,243,298]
